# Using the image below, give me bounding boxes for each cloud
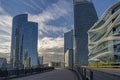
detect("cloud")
[30,0,43,10]
[38,37,64,64]
[0,7,12,53]
[38,37,64,53]
[0,7,6,14]
[39,53,64,64]
[29,0,73,63]
[0,0,73,63]
[29,0,73,38]
[0,15,12,35]
[29,0,72,22]
[19,0,38,10]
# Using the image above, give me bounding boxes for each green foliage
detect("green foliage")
[89,61,114,67]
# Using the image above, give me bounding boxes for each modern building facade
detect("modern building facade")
[24,48,31,69]
[10,14,28,69]
[73,0,98,66]
[64,30,73,67]
[10,14,38,69]
[41,53,64,64]
[65,49,73,69]
[64,30,73,53]
[38,56,43,65]
[88,2,120,65]
[22,22,38,68]
[0,58,7,69]
[48,62,64,68]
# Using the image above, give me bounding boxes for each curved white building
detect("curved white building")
[88,2,120,64]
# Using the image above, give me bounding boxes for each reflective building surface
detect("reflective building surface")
[88,2,120,64]
[10,14,38,69]
[64,30,73,67]
[38,56,43,65]
[64,30,73,53]
[65,49,73,69]
[73,0,98,66]
[22,22,38,68]
[0,58,7,69]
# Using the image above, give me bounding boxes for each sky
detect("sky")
[0,0,119,62]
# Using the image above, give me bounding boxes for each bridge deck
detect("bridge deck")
[11,69,79,80]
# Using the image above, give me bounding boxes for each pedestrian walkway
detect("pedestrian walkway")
[85,67,120,80]
[88,67,120,76]
[11,69,79,80]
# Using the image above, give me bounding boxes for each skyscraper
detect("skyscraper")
[10,14,38,69]
[65,49,73,69]
[64,30,73,53]
[38,56,43,65]
[64,30,73,67]
[73,0,98,66]
[22,22,38,68]
[0,57,7,69]
[10,14,28,69]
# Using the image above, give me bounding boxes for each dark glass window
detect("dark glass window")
[112,6,120,14]
[114,44,120,52]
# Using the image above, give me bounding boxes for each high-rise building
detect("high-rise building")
[65,49,74,69]
[10,14,38,69]
[64,30,73,53]
[88,2,120,65]
[10,14,28,69]
[73,0,98,66]
[22,22,38,68]
[64,30,73,67]
[0,57,7,69]
[38,56,43,65]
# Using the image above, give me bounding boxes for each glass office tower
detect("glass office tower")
[64,30,73,67]
[22,22,38,68]
[10,14,38,69]
[10,14,28,69]
[73,0,98,66]
[64,30,73,53]
[88,2,120,65]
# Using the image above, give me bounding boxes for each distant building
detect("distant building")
[48,62,64,68]
[64,30,73,53]
[43,64,49,67]
[65,49,73,69]
[38,56,43,65]
[10,14,38,69]
[73,0,98,66]
[64,30,73,67]
[0,58,7,69]
[40,53,64,64]
[88,2,120,65]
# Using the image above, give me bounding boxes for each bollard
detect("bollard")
[90,71,93,80]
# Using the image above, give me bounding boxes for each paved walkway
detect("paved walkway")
[86,68,120,80]
[11,69,78,80]
[88,68,120,76]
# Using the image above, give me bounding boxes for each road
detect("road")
[11,69,79,80]
[86,68,120,80]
